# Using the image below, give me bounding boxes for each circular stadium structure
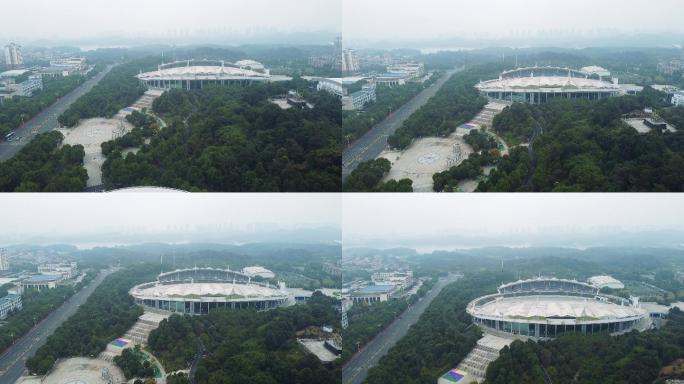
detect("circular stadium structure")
[130,267,289,314]
[475,66,621,104]
[466,277,650,338]
[136,59,291,90]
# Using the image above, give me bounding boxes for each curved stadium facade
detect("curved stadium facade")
[130,267,289,314]
[466,277,649,338]
[136,59,291,90]
[475,66,621,104]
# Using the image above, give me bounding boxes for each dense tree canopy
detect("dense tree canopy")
[364,273,509,384]
[0,131,88,191]
[114,345,156,380]
[26,266,157,374]
[342,158,414,192]
[485,308,684,384]
[342,278,435,362]
[148,292,341,384]
[0,275,94,358]
[0,75,88,138]
[479,91,684,191]
[386,64,501,149]
[343,73,442,143]
[58,58,156,127]
[101,83,341,191]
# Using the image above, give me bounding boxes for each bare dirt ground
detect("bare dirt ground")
[16,357,126,384]
[57,117,133,187]
[379,134,473,192]
[55,91,163,187]
[378,101,510,192]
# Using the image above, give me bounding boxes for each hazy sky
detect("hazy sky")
[343,194,684,249]
[0,0,340,43]
[343,0,684,45]
[0,193,340,240]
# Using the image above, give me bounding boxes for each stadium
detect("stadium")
[129,267,290,314]
[136,59,291,90]
[475,66,623,104]
[466,277,650,338]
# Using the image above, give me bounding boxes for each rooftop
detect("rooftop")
[356,284,395,294]
[471,295,646,321]
[131,281,286,300]
[476,76,620,92]
[25,274,61,282]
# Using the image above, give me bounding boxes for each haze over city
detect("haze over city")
[0,0,341,47]
[343,194,684,250]
[343,0,684,48]
[0,193,341,246]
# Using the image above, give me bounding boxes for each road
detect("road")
[0,268,116,384]
[342,67,462,180]
[342,274,461,384]
[0,65,114,162]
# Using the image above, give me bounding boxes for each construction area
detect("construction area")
[379,101,508,192]
[55,90,163,187]
[438,334,512,384]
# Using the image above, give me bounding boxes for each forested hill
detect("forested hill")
[386,64,502,150]
[57,58,157,127]
[102,82,341,191]
[479,88,684,191]
[485,308,684,384]
[147,292,341,384]
[0,131,88,192]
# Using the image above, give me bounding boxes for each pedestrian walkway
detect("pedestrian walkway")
[438,333,513,384]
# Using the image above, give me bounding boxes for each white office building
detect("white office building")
[38,262,78,280]
[0,248,8,271]
[0,294,22,320]
[673,91,684,107]
[4,43,24,69]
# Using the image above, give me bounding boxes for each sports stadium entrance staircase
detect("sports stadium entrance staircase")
[455,334,512,383]
[98,311,169,362]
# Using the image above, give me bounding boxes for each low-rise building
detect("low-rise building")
[387,62,425,79]
[0,294,22,319]
[372,270,414,292]
[351,284,397,304]
[38,262,78,280]
[342,83,376,110]
[374,72,408,87]
[49,57,87,71]
[242,265,275,279]
[21,274,61,290]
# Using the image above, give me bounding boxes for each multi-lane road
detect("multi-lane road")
[342,274,461,384]
[0,65,114,162]
[0,268,115,384]
[342,67,462,180]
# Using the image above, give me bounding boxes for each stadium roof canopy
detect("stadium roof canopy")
[471,295,645,321]
[476,76,620,92]
[131,281,285,300]
[137,65,271,81]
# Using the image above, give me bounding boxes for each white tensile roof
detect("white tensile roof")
[137,65,270,81]
[476,76,620,92]
[472,295,645,320]
[132,282,285,299]
[587,275,624,289]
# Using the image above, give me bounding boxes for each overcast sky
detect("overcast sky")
[343,0,684,46]
[0,193,340,244]
[343,194,684,249]
[0,0,340,45]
